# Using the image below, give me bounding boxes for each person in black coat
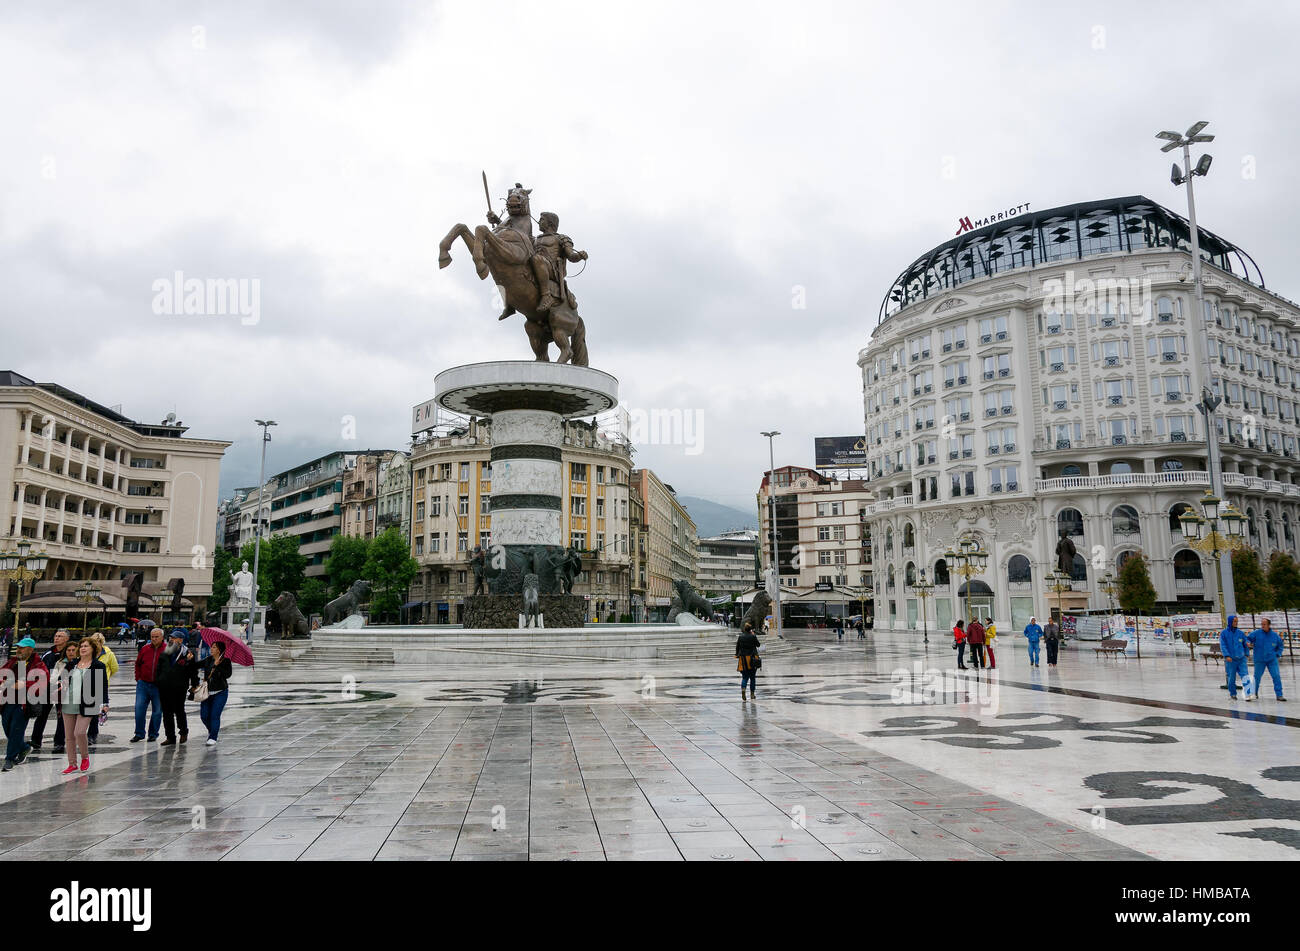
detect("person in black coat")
[156,630,199,745]
[195,641,234,746]
[735,622,761,701]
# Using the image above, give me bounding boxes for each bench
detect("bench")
[1094,638,1129,658]
[1201,646,1224,666]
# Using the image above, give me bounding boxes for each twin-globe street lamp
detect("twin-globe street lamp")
[0,538,50,635]
[1178,491,1248,619]
[912,569,934,645]
[74,580,102,634]
[944,534,988,629]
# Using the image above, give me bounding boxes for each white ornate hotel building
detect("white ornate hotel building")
[857,196,1300,634]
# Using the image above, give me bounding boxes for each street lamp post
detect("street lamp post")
[914,569,934,646]
[945,533,988,629]
[248,419,277,643]
[1156,120,1236,617]
[0,539,50,636]
[1179,493,1248,620]
[74,581,102,635]
[760,431,782,641]
[1048,569,1070,628]
[1099,571,1118,617]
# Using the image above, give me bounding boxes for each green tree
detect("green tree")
[325,534,370,597]
[297,578,329,618]
[362,528,418,622]
[239,533,308,604]
[1117,551,1157,615]
[1267,551,1300,657]
[1232,547,1273,627]
[209,547,236,613]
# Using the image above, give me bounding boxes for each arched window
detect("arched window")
[1070,553,1088,582]
[1265,511,1276,540]
[1061,464,1082,477]
[1285,513,1293,543]
[1116,550,1136,572]
[54,564,65,580]
[903,523,915,548]
[905,562,916,587]
[1169,502,1191,533]
[933,559,950,585]
[1110,461,1133,475]
[1007,554,1031,583]
[887,566,896,592]
[1174,550,1202,580]
[1112,505,1141,536]
[885,527,894,553]
[1247,508,1258,539]
[1058,508,1084,538]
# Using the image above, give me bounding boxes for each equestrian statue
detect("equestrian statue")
[439,176,590,366]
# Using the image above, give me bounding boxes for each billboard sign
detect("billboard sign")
[814,436,867,469]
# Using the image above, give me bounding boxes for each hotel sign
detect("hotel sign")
[814,436,867,469]
[955,202,1031,236]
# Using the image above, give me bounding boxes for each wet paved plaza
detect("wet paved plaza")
[0,631,1295,861]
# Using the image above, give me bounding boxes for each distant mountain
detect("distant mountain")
[677,496,758,537]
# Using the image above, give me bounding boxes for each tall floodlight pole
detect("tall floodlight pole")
[1157,121,1235,617]
[761,431,782,640]
[249,419,277,642]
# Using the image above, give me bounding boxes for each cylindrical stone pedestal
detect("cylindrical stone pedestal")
[433,361,618,623]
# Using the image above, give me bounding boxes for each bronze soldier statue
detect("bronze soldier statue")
[1055,528,1077,574]
[531,212,587,313]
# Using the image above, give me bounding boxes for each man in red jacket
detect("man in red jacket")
[966,617,987,670]
[1,638,49,770]
[131,627,167,743]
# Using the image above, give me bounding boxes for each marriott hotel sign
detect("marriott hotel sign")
[955,202,1031,236]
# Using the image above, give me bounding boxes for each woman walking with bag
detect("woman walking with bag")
[195,640,233,746]
[736,622,761,701]
[60,640,108,774]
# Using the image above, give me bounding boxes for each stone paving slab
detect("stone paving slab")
[0,634,1292,860]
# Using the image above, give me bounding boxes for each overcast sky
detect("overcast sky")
[4,0,1298,515]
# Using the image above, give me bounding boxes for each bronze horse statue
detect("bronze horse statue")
[438,184,588,365]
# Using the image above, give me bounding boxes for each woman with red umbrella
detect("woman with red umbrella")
[192,628,251,746]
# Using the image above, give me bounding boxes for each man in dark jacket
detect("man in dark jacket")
[132,627,167,742]
[1,639,48,770]
[1043,619,1062,667]
[735,622,761,700]
[156,630,198,744]
[29,629,69,753]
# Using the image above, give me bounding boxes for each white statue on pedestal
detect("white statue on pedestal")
[230,561,254,606]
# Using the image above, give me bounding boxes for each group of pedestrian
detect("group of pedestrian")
[0,621,235,774]
[951,616,998,669]
[1020,616,1063,667]
[1217,615,1287,701]
[131,623,231,746]
[0,630,114,773]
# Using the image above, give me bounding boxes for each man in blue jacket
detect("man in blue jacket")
[1023,616,1044,667]
[1246,618,1286,702]
[1218,615,1250,701]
